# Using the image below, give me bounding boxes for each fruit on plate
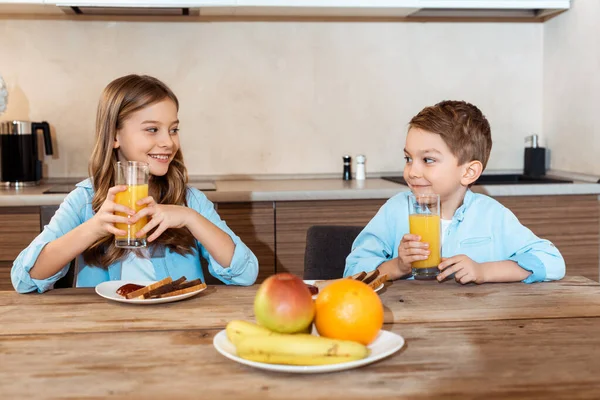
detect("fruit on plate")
[236,332,368,366]
[226,319,275,347]
[254,273,315,334]
[315,278,384,345]
[225,320,369,366]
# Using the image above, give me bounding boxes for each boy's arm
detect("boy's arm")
[499,207,566,283]
[480,260,532,283]
[344,198,409,279]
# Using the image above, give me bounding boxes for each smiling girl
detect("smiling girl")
[12,75,258,293]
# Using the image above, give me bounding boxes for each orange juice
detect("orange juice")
[114,184,148,242]
[409,214,441,269]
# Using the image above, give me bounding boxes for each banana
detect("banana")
[235,333,369,366]
[226,320,275,347]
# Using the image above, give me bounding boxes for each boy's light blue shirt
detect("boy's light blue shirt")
[11,179,259,293]
[344,190,565,283]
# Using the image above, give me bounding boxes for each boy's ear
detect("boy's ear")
[461,160,483,186]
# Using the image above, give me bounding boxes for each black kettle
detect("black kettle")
[0,120,53,187]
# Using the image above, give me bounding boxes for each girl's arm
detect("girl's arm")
[29,185,132,280]
[133,188,259,285]
[184,211,235,267]
[29,220,106,280]
[12,188,88,293]
[186,189,258,286]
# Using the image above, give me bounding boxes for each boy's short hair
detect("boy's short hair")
[409,100,492,169]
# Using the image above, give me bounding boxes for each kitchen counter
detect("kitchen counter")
[1,171,599,206]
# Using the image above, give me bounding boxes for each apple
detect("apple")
[254,273,315,334]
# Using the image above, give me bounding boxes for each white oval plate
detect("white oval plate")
[95,280,207,305]
[213,329,404,374]
[303,279,385,300]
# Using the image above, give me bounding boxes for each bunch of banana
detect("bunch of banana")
[225,320,369,366]
[226,319,275,347]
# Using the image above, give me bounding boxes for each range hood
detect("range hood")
[51,0,570,20]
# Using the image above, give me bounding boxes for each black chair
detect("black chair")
[303,225,364,280]
[54,259,77,289]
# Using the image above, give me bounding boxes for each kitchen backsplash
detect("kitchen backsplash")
[0,20,543,178]
[543,0,600,176]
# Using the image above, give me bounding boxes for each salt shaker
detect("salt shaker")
[343,155,352,180]
[356,155,366,180]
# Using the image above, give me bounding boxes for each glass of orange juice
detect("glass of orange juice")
[114,161,149,248]
[408,193,441,280]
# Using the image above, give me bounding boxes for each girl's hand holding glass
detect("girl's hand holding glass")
[130,196,194,242]
[89,185,136,239]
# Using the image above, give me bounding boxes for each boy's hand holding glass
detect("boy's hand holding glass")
[408,193,441,280]
[437,254,485,284]
[130,197,195,243]
[398,234,431,268]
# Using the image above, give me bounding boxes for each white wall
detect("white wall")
[0,20,543,178]
[544,0,600,175]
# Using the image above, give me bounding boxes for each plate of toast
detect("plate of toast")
[95,276,207,304]
[304,269,387,299]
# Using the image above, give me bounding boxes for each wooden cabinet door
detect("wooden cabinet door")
[215,202,275,284]
[0,207,41,291]
[495,195,599,281]
[0,261,14,291]
[0,207,40,262]
[275,199,386,277]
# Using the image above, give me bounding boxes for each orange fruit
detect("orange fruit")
[314,279,384,345]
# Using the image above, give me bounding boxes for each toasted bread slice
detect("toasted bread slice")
[367,274,387,290]
[125,277,173,299]
[158,283,207,298]
[175,279,203,291]
[362,269,380,285]
[312,270,383,292]
[140,276,186,299]
[348,271,367,281]
[146,278,203,299]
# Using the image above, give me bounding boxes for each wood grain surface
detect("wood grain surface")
[1,276,599,336]
[2,318,600,399]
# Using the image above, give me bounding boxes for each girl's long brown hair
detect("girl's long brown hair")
[83,74,196,268]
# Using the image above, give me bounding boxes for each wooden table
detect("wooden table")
[2,276,600,399]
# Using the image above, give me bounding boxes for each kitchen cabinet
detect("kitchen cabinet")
[0,0,44,3]
[0,0,62,15]
[0,207,40,291]
[495,195,599,282]
[0,0,570,21]
[0,262,11,291]
[274,199,386,277]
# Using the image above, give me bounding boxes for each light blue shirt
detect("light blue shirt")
[11,179,259,293]
[344,190,565,283]
[120,248,156,281]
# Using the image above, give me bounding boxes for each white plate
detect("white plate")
[95,280,207,305]
[304,279,385,300]
[213,329,404,374]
